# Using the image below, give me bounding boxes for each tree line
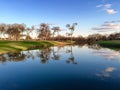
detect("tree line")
[0,23,120,43]
[0,23,77,41]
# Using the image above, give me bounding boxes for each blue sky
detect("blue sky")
[0,0,120,36]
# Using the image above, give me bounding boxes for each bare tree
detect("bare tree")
[37,23,51,40]
[52,26,60,41]
[6,23,26,40]
[0,23,7,40]
[66,23,77,42]
[25,26,34,40]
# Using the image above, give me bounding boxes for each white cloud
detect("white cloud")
[104,4,112,8]
[106,9,118,14]
[92,20,120,33]
[96,3,118,15]
[96,3,112,9]
[96,4,103,8]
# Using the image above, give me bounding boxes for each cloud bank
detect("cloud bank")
[92,20,120,33]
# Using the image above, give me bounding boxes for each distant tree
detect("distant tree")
[6,23,26,40]
[0,23,7,39]
[52,26,61,41]
[66,23,77,42]
[87,33,103,43]
[25,26,34,40]
[108,32,120,40]
[37,23,51,40]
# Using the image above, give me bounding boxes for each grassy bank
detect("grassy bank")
[97,40,120,50]
[0,40,69,54]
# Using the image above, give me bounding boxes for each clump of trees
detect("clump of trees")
[37,23,51,40]
[0,23,26,40]
[107,33,120,40]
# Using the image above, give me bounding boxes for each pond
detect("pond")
[0,45,120,90]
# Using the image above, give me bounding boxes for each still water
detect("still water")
[0,45,120,90]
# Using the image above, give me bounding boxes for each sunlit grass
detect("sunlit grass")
[0,40,69,54]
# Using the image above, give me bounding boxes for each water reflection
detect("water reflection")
[8,52,26,61]
[0,52,26,63]
[37,48,52,64]
[96,67,117,78]
[0,46,77,64]
[0,45,120,90]
[0,54,7,63]
[91,45,120,60]
[51,46,61,60]
[88,44,102,50]
[66,46,77,64]
[26,50,35,60]
[0,45,120,64]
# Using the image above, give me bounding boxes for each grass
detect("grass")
[49,41,73,46]
[97,40,120,50]
[0,40,69,54]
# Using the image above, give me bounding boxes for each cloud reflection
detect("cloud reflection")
[93,48,120,60]
[96,67,117,78]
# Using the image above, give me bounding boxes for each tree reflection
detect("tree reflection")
[87,44,102,50]
[37,48,52,64]
[0,52,26,63]
[66,46,77,64]
[7,52,26,62]
[52,47,60,61]
[0,54,7,63]
[0,46,79,64]
[26,50,35,60]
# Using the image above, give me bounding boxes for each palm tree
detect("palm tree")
[66,23,77,42]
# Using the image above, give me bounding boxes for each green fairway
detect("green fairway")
[97,40,120,50]
[0,40,69,54]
